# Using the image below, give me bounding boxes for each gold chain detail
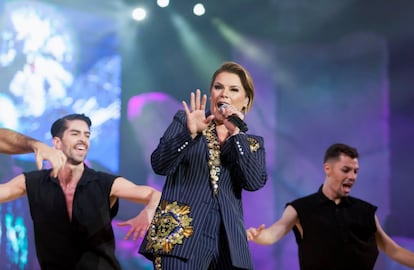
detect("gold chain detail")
[203,121,221,195]
[154,255,162,270]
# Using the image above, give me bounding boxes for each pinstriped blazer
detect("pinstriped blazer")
[139,110,267,269]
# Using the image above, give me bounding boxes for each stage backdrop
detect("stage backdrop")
[0,0,121,269]
[1,1,413,270]
[265,32,391,270]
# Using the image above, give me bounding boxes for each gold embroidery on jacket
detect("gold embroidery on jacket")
[203,121,221,195]
[247,137,259,152]
[146,200,193,253]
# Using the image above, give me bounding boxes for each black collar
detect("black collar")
[317,184,352,206]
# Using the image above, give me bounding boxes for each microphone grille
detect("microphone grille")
[219,103,228,112]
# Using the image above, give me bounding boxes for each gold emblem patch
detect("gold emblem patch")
[247,137,260,152]
[146,200,193,253]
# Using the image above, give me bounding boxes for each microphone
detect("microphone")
[219,104,248,132]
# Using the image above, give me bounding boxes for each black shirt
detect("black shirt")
[288,186,379,270]
[24,166,121,270]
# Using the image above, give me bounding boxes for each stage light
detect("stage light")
[212,18,272,67]
[157,0,169,8]
[193,3,205,16]
[132,7,147,21]
[170,13,221,78]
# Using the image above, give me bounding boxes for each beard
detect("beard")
[66,154,85,165]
